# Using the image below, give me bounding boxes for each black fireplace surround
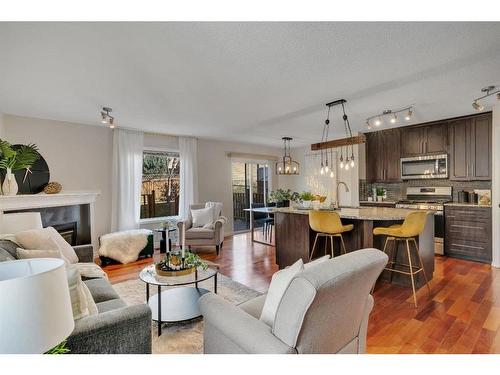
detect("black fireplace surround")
[6,204,91,246]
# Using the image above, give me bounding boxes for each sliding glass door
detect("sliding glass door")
[231,161,270,233]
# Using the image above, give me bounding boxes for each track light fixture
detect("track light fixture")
[100,107,115,129]
[472,86,500,111]
[365,105,413,128]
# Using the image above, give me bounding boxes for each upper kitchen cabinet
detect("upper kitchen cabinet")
[401,122,448,157]
[470,114,492,180]
[365,128,401,182]
[449,113,492,181]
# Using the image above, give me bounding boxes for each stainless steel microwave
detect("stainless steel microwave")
[400,154,448,180]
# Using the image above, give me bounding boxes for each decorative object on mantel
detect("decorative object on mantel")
[0,140,41,196]
[365,105,414,129]
[276,137,299,175]
[43,181,62,194]
[472,85,500,111]
[312,99,360,173]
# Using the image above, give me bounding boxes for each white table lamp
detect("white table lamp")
[0,258,75,353]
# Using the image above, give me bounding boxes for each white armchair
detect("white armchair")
[177,203,225,255]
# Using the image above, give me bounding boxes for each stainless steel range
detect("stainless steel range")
[396,186,452,255]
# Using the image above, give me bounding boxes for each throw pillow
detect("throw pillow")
[0,239,20,259]
[304,254,331,269]
[16,248,66,262]
[66,265,90,320]
[0,248,15,262]
[45,227,79,264]
[66,265,98,320]
[205,201,223,223]
[191,207,214,228]
[73,263,108,279]
[260,259,304,327]
[15,227,78,264]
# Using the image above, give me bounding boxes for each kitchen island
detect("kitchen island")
[274,207,435,287]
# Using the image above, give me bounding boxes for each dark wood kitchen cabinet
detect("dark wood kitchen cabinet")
[444,205,492,263]
[401,122,448,157]
[365,128,401,182]
[449,113,491,181]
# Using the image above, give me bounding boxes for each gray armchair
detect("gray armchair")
[177,203,225,255]
[199,249,388,354]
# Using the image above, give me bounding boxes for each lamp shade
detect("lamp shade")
[0,259,74,353]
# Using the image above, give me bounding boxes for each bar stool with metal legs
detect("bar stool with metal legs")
[372,211,432,307]
[309,210,353,260]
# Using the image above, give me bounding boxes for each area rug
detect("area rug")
[113,274,262,354]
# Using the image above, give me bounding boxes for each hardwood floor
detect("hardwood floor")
[103,232,500,354]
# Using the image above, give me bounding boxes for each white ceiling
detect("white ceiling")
[0,22,499,147]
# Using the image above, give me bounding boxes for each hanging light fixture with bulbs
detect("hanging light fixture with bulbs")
[315,99,357,175]
[276,137,300,175]
[365,105,413,129]
[319,106,334,178]
[472,85,500,111]
[100,107,116,129]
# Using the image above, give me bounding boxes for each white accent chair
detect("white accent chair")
[177,203,225,255]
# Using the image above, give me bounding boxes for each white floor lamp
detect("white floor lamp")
[0,258,75,354]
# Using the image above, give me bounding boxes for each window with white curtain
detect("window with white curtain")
[140,150,181,219]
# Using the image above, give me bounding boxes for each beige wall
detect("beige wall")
[3,115,285,241]
[197,138,283,234]
[3,115,113,238]
[0,112,4,138]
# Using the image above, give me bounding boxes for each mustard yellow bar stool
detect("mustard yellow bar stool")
[309,211,353,260]
[372,211,431,307]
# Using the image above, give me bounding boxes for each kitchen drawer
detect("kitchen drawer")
[446,240,491,263]
[444,205,492,263]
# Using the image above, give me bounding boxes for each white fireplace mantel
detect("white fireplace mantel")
[0,190,101,251]
[0,190,100,211]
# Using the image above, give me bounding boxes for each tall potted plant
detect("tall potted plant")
[0,139,40,195]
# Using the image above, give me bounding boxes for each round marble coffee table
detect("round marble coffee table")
[139,265,218,336]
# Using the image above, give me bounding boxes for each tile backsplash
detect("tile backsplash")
[360,179,491,202]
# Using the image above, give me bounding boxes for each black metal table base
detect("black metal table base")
[145,274,218,336]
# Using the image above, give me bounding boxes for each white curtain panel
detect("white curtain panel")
[179,136,199,219]
[111,129,144,232]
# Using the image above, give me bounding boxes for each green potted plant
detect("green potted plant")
[0,139,40,195]
[376,187,385,202]
[298,191,315,208]
[269,188,299,207]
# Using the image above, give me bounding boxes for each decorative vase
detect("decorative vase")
[2,168,18,196]
[376,196,383,202]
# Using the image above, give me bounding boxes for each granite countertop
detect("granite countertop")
[444,202,492,208]
[273,207,425,221]
[359,200,397,205]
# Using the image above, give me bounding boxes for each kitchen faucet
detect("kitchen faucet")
[335,181,349,209]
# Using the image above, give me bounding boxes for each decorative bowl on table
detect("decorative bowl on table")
[154,250,207,277]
